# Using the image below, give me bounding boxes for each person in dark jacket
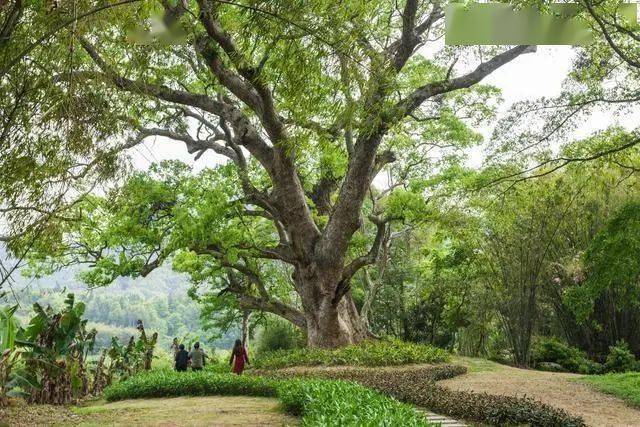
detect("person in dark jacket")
[175,344,189,372]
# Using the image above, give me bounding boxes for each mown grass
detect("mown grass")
[579,372,640,408]
[253,339,450,370]
[452,356,505,373]
[72,396,296,426]
[102,369,432,426]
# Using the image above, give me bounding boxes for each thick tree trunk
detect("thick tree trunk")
[296,267,369,348]
[241,309,250,348]
[305,292,368,348]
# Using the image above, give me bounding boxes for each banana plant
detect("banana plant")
[17,294,98,404]
[0,305,18,353]
[135,319,158,371]
[0,305,19,407]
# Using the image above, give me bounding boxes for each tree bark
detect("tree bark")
[241,310,250,348]
[296,267,369,348]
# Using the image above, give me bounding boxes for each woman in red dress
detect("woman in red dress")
[229,339,249,375]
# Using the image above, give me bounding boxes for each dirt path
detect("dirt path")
[441,358,640,427]
[1,396,298,427]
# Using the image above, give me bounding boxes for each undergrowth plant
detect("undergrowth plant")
[253,339,450,369]
[103,370,431,426]
[0,305,19,407]
[1,294,160,404]
[261,365,585,427]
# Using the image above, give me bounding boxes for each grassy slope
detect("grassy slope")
[72,396,297,426]
[102,369,432,426]
[579,372,640,408]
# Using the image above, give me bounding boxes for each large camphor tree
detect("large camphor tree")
[1,0,534,347]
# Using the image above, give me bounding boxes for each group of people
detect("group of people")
[172,339,249,375]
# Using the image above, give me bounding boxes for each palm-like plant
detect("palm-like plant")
[17,294,97,404]
[0,305,19,407]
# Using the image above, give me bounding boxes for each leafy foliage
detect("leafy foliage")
[16,294,96,404]
[604,341,638,373]
[103,370,430,426]
[255,316,305,355]
[0,306,19,406]
[253,339,450,369]
[103,370,277,401]
[262,364,585,427]
[8,261,217,351]
[1,294,159,404]
[567,201,640,323]
[279,379,429,426]
[532,338,603,374]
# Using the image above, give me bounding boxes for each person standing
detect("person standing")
[229,339,249,375]
[174,344,189,372]
[189,342,207,371]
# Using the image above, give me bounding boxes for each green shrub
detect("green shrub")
[256,364,467,383]
[103,369,430,426]
[531,337,601,374]
[604,340,638,373]
[253,339,450,369]
[256,317,305,355]
[103,370,277,401]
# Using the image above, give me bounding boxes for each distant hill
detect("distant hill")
[1,248,238,351]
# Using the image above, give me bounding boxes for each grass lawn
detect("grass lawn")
[578,372,640,408]
[0,396,297,427]
[71,396,298,426]
[451,356,506,373]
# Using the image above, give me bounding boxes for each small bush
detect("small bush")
[256,317,305,355]
[103,369,430,426]
[605,340,638,373]
[103,370,277,401]
[531,337,601,374]
[253,339,450,369]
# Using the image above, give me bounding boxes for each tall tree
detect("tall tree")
[3,0,534,347]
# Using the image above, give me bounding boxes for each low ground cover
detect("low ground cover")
[102,369,431,426]
[252,339,450,369]
[261,364,586,427]
[440,361,640,426]
[579,372,640,408]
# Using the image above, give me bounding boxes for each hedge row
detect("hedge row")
[253,339,450,369]
[102,370,431,426]
[259,365,586,427]
[103,370,276,401]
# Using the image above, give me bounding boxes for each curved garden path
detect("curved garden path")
[441,357,640,427]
